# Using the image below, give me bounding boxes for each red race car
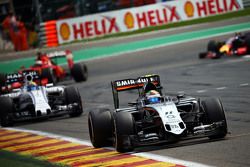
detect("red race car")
[199,32,250,59]
[20,50,88,84]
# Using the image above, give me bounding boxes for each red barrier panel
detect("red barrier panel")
[40,20,58,47]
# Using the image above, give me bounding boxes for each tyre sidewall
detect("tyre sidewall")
[64,86,83,117]
[88,110,113,148]
[71,63,88,82]
[202,98,227,138]
[0,97,14,127]
[113,112,135,152]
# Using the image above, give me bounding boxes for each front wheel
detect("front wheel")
[0,97,14,127]
[71,63,88,82]
[64,86,83,117]
[88,109,113,148]
[41,68,57,85]
[113,112,135,153]
[201,98,227,139]
[245,36,250,54]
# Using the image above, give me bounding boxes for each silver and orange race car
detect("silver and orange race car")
[199,32,250,59]
[88,74,228,152]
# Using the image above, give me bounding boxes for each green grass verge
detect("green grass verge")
[66,8,250,45]
[0,150,67,167]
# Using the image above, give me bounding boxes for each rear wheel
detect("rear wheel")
[0,73,5,94]
[202,98,227,139]
[41,68,56,85]
[199,52,207,59]
[88,109,113,148]
[64,86,83,117]
[208,41,224,58]
[207,40,223,59]
[0,97,14,127]
[113,112,135,153]
[0,73,5,85]
[71,63,88,82]
[207,40,218,52]
[245,36,250,54]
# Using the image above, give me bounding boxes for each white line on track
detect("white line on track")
[177,82,249,94]
[4,127,213,167]
[196,90,207,93]
[240,83,249,87]
[215,87,227,90]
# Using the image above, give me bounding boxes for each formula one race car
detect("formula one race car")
[88,74,228,152]
[199,32,250,59]
[20,50,88,84]
[0,70,83,127]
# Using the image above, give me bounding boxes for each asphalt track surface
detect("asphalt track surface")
[1,16,250,167]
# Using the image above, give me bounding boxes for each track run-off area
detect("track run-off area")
[0,16,250,167]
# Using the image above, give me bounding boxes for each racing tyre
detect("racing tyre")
[113,112,135,153]
[41,68,57,85]
[71,63,88,82]
[64,86,83,117]
[88,109,113,148]
[0,97,14,127]
[0,73,5,93]
[246,36,250,53]
[0,73,5,85]
[202,98,227,139]
[207,40,218,52]
[199,52,207,59]
[207,40,221,59]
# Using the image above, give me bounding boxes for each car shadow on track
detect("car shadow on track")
[134,137,228,153]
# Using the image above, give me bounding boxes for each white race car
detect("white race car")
[0,70,83,127]
[88,74,228,152]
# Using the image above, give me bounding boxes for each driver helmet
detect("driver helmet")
[234,32,242,40]
[37,52,50,64]
[35,60,42,66]
[146,90,161,104]
[25,75,37,91]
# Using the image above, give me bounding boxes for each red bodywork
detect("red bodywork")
[219,43,248,57]
[21,50,75,81]
[1,50,75,92]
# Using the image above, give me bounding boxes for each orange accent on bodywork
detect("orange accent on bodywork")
[116,81,159,91]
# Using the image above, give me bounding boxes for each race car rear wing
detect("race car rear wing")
[47,50,74,68]
[47,50,71,58]
[111,74,162,109]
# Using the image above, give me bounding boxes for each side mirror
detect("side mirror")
[177,94,185,99]
[46,83,53,87]
[12,88,21,92]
